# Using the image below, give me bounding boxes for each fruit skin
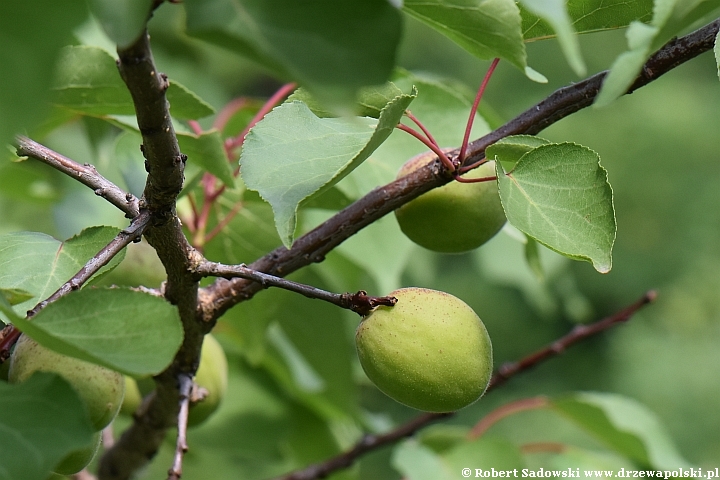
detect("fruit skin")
[52,431,101,475]
[394,152,506,253]
[355,287,493,413]
[188,334,228,427]
[9,335,124,431]
[119,375,143,417]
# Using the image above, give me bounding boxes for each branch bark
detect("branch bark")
[274,290,657,480]
[98,30,206,480]
[15,136,140,218]
[200,19,720,320]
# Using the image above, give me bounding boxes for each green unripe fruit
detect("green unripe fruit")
[9,335,124,431]
[355,287,493,413]
[188,334,228,427]
[52,431,101,475]
[394,152,506,253]
[119,375,143,417]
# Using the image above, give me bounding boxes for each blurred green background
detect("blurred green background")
[1,4,718,477]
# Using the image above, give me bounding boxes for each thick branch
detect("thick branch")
[99,29,206,480]
[274,290,657,480]
[195,261,396,315]
[201,19,720,320]
[0,211,151,362]
[15,136,140,218]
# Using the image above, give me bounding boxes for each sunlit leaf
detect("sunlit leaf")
[240,88,416,247]
[11,288,182,377]
[496,143,615,273]
[0,226,125,315]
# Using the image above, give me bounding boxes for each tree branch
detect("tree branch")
[99,29,206,480]
[273,290,657,480]
[0,211,151,362]
[200,19,720,321]
[15,136,140,218]
[167,373,192,480]
[195,261,397,315]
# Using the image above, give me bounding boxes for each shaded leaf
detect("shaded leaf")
[521,0,653,41]
[87,0,153,48]
[716,29,720,80]
[0,227,125,315]
[0,288,34,306]
[0,1,88,146]
[184,0,402,108]
[517,0,586,75]
[392,440,454,480]
[495,143,615,273]
[177,130,236,188]
[241,88,415,247]
[11,288,182,377]
[52,46,214,120]
[0,372,96,480]
[553,392,692,469]
[402,0,533,79]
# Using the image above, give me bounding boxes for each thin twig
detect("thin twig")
[0,211,151,362]
[16,136,140,218]
[273,290,656,480]
[167,373,193,480]
[195,261,397,316]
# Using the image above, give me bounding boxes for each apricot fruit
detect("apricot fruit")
[394,152,506,253]
[355,287,493,412]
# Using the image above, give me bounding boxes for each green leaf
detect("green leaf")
[716,29,720,80]
[11,288,183,377]
[486,134,551,170]
[0,226,125,315]
[495,143,616,273]
[595,0,720,107]
[177,130,236,188]
[86,0,153,48]
[52,46,214,120]
[0,372,96,480]
[392,440,455,480]
[553,392,692,469]
[517,0,586,76]
[0,288,34,306]
[521,0,653,41]
[184,0,403,109]
[0,1,88,147]
[241,89,416,247]
[402,0,532,78]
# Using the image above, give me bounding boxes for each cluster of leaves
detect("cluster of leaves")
[1,0,720,479]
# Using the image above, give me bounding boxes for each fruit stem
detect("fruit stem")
[460,58,500,164]
[404,110,441,150]
[453,173,496,184]
[396,124,455,172]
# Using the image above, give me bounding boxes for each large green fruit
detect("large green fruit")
[394,152,506,253]
[52,431,101,475]
[355,287,493,413]
[188,334,228,427]
[9,335,124,431]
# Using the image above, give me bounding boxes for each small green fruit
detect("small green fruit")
[188,334,228,427]
[119,375,143,417]
[394,152,506,253]
[355,287,493,413]
[52,431,101,475]
[9,335,124,431]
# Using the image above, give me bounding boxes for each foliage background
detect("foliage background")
[1,4,718,478]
